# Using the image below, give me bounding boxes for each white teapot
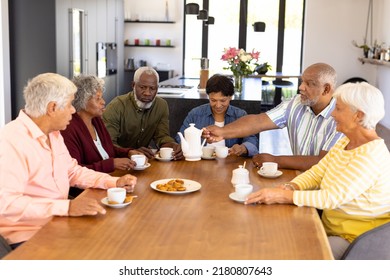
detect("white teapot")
[231,165,250,186]
[177,123,206,161]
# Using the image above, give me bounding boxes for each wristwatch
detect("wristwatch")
[283,183,295,190]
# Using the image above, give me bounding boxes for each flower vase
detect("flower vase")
[234,74,243,94]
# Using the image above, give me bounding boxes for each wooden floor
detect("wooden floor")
[259,124,390,155]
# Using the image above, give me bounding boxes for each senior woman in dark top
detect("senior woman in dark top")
[61,75,142,173]
[176,74,258,157]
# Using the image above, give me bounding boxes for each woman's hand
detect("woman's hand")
[244,188,294,205]
[114,158,136,171]
[229,144,248,156]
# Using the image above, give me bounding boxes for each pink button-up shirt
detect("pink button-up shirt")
[0,111,118,244]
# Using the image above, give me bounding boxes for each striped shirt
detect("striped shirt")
[292,137,390,242]
[266,95,343,155]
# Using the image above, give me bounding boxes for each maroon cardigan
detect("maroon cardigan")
[61,113,131,173]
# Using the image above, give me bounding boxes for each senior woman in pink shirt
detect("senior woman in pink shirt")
[0,73,137,251]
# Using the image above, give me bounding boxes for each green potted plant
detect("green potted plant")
[352,40,371,58]
[255,62,272,74]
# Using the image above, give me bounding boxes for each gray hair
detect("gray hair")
[24,73,77,118]
[307,63,337,90]
[133,66,159,83]
[72,75,105,111]
[333,82,384,129]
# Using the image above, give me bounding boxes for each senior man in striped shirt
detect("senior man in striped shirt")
[204,63,343,171]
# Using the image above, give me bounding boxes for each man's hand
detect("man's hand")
[161,142,183,160]
[202,125,225,143]
[252,153,277,168]
[129,147,155,159]
[69,197,106,216]
[116,174,137,192]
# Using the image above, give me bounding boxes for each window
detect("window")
[184,0,304,77]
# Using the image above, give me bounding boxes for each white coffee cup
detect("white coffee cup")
[131,154,146,167]
[215,146,229,158]
[202,146,215,158]
[260,162,278,175]
[159,147,173,159]
[107,187,126,204]
[234,184,253,200]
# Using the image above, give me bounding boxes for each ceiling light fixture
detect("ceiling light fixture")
[185,3,199,15]
[253,21,266,32]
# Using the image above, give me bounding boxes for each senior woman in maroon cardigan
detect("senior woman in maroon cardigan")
[61,75,143,173]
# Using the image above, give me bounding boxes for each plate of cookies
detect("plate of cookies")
[150,178,201,194]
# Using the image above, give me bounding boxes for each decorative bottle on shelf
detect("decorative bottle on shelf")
[165,0,169,21]
[199,58,209,89]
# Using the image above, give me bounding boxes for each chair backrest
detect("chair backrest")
[341,221,390,260]
[0,234,12,259]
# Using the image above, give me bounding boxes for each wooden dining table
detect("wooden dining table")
[4,155,333,260]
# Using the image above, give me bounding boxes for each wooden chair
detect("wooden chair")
[0,234,12,259]
[341,221,390,260]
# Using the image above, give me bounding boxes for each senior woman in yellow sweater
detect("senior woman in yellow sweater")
[245,82,390,259]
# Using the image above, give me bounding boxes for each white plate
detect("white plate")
[150,178,201,194]
[101,197,132,208]
[257,170,283,178]
[133,162,151,171]
[155,154,173,162]
[201,155,216,160]
[229,192,246,203]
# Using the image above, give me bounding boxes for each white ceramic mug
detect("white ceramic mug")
[260,162,278,175]
[234,184,253,200]
[107,188,126,204]
[202,146,215,158]
[159,147,173,159]
[131,154,146,166]
[215,146,229,158]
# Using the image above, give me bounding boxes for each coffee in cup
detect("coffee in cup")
[215,146,229,158]
[159,147,173,159]
[234,184,253,200]
[131,154,146,167]
[107,188,126,204]
[260,162,278,175]
[202,146,215,158]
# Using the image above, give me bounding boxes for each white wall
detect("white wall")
[303,0,390,129]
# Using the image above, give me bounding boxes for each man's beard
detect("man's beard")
[134,90,154,109]
[300,94,320,107]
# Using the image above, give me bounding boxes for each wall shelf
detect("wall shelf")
[124,20,175,24]
[124,44,174,48]
[358,57,390,67]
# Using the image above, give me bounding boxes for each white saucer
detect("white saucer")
[101,197,132,208]
[257,170,283,179]
[133,162,151,170]
[201,155,216,160]
[229,192,246,203]
[155,154,173,162]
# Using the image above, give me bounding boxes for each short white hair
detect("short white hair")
[133,66,159,83]
[24,73,77,118]
[333,82,384,129]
